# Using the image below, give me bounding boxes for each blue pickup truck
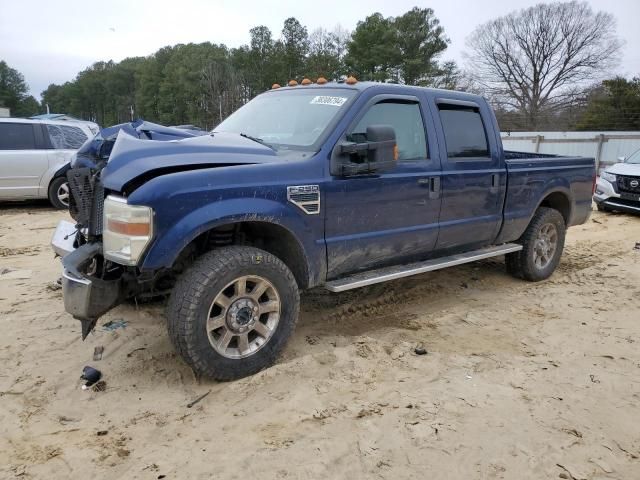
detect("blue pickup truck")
[52,80,595,380]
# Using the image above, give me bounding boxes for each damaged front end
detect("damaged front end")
[51,124,157,338]
[52,167,153,338]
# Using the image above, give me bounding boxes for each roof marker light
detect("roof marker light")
[301,78,312,85]
[316,77,328,85]
[345,76,357,85]
[272,83,281,89]
[288,79,298,87]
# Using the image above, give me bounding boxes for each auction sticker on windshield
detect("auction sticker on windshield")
[310,96,348,107]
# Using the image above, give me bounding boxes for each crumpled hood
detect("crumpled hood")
[101,131,278,192]
[605,162,640,176]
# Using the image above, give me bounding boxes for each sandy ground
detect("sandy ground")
[0,202,639,480]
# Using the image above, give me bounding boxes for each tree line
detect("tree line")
[1,2,639,131]
[37,8,454,129]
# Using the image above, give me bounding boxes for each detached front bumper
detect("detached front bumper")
[52,221,123,338]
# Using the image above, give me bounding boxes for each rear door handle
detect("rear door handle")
[490,173,500,193]
[429,177,441,199]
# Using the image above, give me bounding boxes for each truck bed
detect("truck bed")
[498,152,595,243]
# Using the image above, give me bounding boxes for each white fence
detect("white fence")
[501,131,640,173]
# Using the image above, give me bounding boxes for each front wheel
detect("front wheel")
[48,177,70,209]
[166,246,299,380]
[506,207,566,282]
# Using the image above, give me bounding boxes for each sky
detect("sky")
[1,0,639,99]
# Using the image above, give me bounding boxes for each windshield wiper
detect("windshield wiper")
[239,132,276,151]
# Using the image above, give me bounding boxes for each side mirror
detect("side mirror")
[331,125,397,176]
[617,156,626,163]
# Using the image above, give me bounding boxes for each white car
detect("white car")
[0,117,98,208]
[594,149,640,214]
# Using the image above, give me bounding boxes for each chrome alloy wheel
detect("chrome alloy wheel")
[533,223,558,269]
[57,182,70,207]
[206,275,281,359]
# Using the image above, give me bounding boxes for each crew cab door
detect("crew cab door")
[431,98,505,250]
[0,122,48,199]
[324,94,442,279]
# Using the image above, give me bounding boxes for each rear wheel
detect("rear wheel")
[166,246,299,380]
[506,207,566,281]
[48,177,70,209]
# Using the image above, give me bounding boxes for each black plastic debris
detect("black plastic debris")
[81,366,102,388]
[634,242,640,250]
[414,346,428,355]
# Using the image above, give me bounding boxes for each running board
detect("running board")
[325,243,523,293]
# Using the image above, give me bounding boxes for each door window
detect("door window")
[438,105,490,159]
[349,101,428,161]
[0,123,36,150]
[46,124,88,149]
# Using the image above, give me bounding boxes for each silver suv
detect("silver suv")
[0,117,98,208]
[594,148,640,214]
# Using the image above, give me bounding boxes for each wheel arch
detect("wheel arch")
[189,220,311,289]
[496,185,573,244]
[536,190,572,226]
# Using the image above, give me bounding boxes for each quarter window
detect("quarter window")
[349,101,428,161]
[0,123,36,150]
[438,105,490,158]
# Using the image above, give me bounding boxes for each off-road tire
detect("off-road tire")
[166,246,299,381]
[48,176,70,209]
[506,207,566,282]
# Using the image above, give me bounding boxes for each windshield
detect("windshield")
[627,148,640,164]
[214,88,356,151]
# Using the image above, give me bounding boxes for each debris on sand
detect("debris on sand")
[187,390,212,408]
[93,346,104,361]
[80,366,101,388]
[102,319,128,331]
[414,345,428,355]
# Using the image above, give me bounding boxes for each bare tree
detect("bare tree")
[465,1,622,129]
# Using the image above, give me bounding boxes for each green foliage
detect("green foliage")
[345,9,449,85]
[346,13,398,82]
[281,18,309,80]
[0,60,40,116]
[394,8,448,86]
[577,77,640,131]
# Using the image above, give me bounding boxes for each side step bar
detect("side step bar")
[325,243,523,293]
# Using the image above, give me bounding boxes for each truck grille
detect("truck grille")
[66,168,105,236]
[90,182,105,236]
[67,168,93,225]
[618,175,640,194]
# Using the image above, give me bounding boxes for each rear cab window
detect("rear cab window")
[437,104,490,159]
[0,123,37,150]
